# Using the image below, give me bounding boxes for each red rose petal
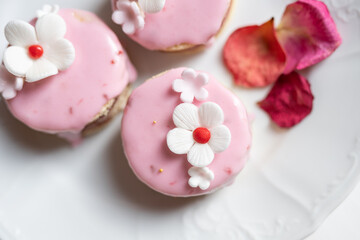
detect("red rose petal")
[277,0,342,74]
[258,72,314,128]
[223,19,286,88]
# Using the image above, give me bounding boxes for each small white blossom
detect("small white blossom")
[112,1,145,35]
[36,4,60,18]
[0,65,24,100]
[138,0,166,13]
[3,13,75,82]
[188,167,214,190]
[167,102,231,168]
[173,68,209,103]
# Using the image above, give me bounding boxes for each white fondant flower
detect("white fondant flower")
[167,102,231,168]
[3,13,75,82]
[173,68,209,103]
[36,4,59,18]
[188,167,214,190]
[138,0,166,13]
[0,65,24,100]
[112,1,145,35]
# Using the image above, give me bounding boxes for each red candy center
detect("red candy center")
[193,127,211,144]
[28,45,44,59]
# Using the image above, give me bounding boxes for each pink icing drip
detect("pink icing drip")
[57,132,83,147]
[5,9,136,133]
[121,68,252,197]
[112,0,231,50]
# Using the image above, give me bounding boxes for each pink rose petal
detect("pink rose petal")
[223,19,286,88]
[258,72,314,128]
[277,0,342,74]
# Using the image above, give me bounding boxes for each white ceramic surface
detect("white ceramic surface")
[0,0,360,240]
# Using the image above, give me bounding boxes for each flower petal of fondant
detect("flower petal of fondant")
[112,10,127,25]
[195,73,209,86]
[173,103,200,130]
[138,0,166,14]
[181,68,197,81]
[0,65,23,99]
[3,46,33,77]
[25,58,58,82]
[188,175,201,188]
[208,125,231,153]
[36,4,60,18]
[2,88,17,100]
[167,128,194,154]
[4,20,37,47]
[173,78,185,93]
[198,102,224,128]
[44,38,75,71]
[180,91,195,103]
[187,143,214,167]
[194,88,208,101]
[36,13,66,44]
[131,1,142,15]
[135,16,145,30]
[123,22,136,35]
[198,180,211,190]
[15,77,24,91]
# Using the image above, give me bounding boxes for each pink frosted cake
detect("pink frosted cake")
[121,68,252,197]
[111,0,233,51]
[0,5,136,144]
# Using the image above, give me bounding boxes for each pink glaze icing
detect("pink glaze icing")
[112,0,231,50]
[121,68,252,197]
[4,9,136,134]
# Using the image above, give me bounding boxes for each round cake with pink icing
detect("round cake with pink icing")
[111,0,233,51]
[0,5,136,144]
[121,68,252,197]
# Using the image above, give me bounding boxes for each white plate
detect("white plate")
[0,0,359,240]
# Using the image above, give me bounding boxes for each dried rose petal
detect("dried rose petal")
[258,72,314,128]
[277,0,342,74]
[223,19,286,88]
